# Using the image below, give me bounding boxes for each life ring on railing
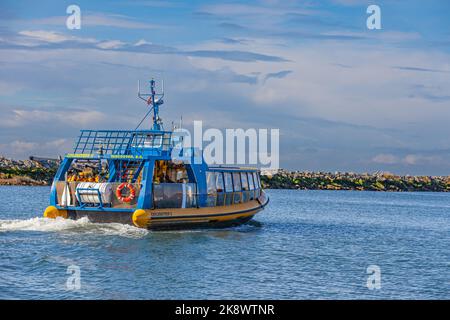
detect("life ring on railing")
[116,183,136,203]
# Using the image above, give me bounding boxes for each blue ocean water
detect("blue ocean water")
[0,187,448,299]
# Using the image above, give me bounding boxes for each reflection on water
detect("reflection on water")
[0,186,449,299]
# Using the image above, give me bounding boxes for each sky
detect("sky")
[0,0,450,175]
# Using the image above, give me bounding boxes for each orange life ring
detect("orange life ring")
[116,183,136,203]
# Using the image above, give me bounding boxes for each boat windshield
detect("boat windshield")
[143,134,162,148]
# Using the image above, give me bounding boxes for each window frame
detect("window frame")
[206,171,218,195]
[215,172,225,206]
[257,172,261,188]
[232,172,242,204]
[224,172,233,192]
[232,172,242,191]
[248,172,255,190]
[241,172,249,191]
[216,172,224,193]
[252,172,259,189]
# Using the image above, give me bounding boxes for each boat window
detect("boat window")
[216,173,225,206]
[206,172,217,207]
[216,172,224,192]
[185,183,197,208]
[206,172,217,194]
[253,172,259,189]
[153,183,197,209]
[162,133,171,151]
[144,134,162,148]
[153,160,188,184]
[256,172,261,188]
[241,172,249,191]
[248,172,255,190]
[233,172,242,191]
[153,183,181,208]
[224,172,233,192]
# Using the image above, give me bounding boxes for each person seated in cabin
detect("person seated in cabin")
[66,169,79,182]
[161,172,173,183]
[90,168,100,183]
[77,172,85,182]
[175,170,185,183]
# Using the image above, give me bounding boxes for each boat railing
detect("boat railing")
[72,130,173,158]
[76,187,104,208]
[55,181,141,209]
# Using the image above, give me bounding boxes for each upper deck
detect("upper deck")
[67,129,174,160]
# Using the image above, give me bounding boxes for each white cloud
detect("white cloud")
[18,30,69,43]
[134,39,152,46]
[27,13,161,30]
[372,153,446,167]
[1,20,450,173]
[97,40,126,49]
[83,13,161,29]
[18,30,97,45]
[0,108,105,129]
[0,139,70,159]
[402,154,444,166]
[372,153,399,164]
[200,3,317,16]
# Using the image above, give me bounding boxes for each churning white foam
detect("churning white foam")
[0,217,148,238]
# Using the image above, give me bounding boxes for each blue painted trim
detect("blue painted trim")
[56,206,134,212]
[75,188,104,208]
[137,159,155,209]
[50,158,73,206]
[107,159,117,182]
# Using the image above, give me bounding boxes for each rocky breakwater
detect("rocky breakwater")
[261,170,450,192]
[0,156,58,186]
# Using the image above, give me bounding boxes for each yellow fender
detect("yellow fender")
[132,209,151,228]
[43,206,68,219]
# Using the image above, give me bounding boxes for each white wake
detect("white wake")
[0,217,148,238]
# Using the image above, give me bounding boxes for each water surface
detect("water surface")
[0,187,449,299]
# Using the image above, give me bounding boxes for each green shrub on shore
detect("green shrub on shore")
[0,157,58,185]
[0,155,449,192]
[261,171,450,192]
[0,167,57,185]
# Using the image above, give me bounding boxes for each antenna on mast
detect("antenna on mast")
[137,78,165,130]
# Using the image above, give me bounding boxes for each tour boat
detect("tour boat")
[43,79,269,229]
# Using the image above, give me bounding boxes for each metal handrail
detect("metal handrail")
[75,187,104,208]
[72,130,173,156]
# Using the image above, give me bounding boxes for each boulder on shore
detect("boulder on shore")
[260,170,450,192]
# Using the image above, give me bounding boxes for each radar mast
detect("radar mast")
[138,79,165,130]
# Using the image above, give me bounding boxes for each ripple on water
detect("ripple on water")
[0,187,449,299]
